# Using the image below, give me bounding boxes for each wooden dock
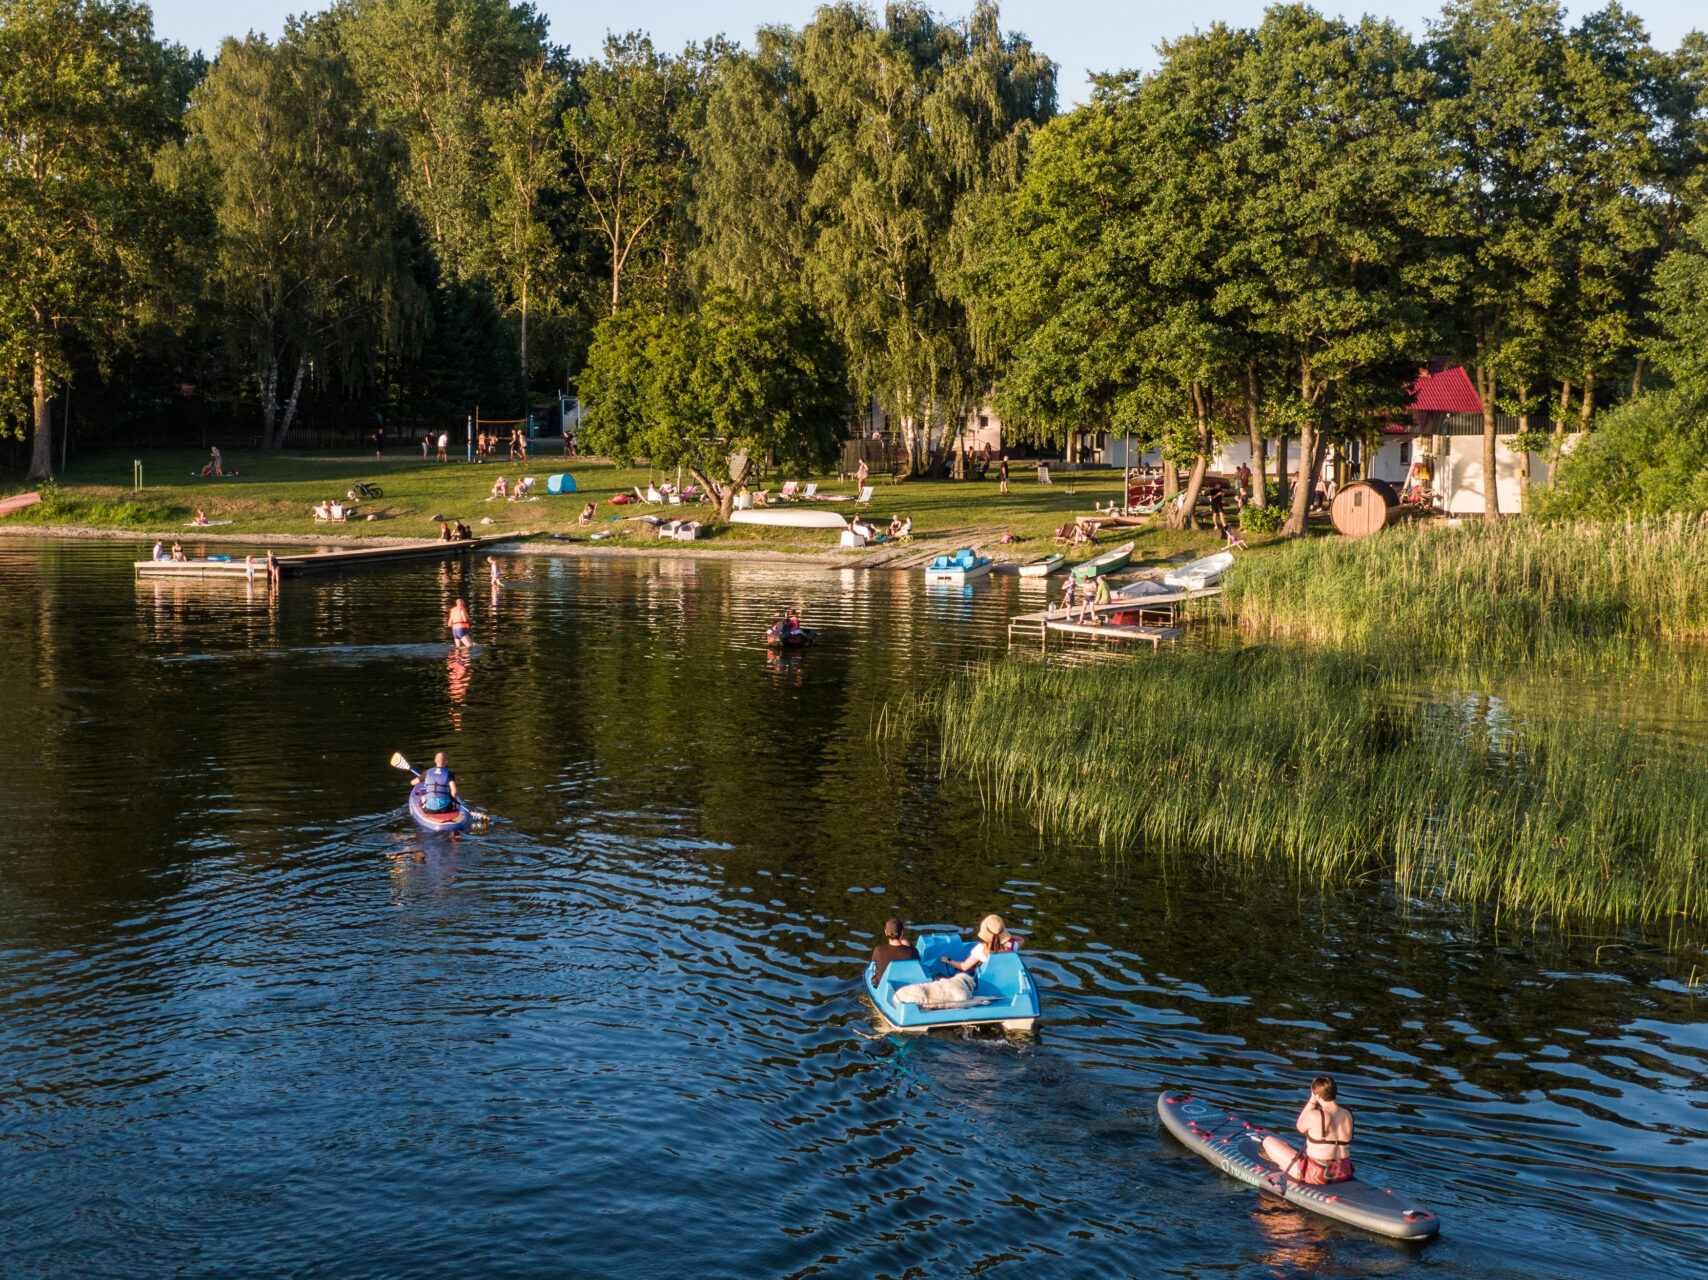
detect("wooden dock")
[135,533,524,580]
[1040,620,1182,651]
[1006,585,1221,649]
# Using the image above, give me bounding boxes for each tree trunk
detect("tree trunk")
[1161,451,1178,499]
[1550,379,1571,491]
[1516,385,1530,512]
[519,272,530,410]
[27,350,54,481]
[1274,439,1290,510]
[1630,357,1644,401]
[1245,364,1266,508]
[259,350,279,451]
[265,354,308,451]
[711,455,753,522]
[1580,374,1594,430]
[1282,423,1328,537]
[1166,390,1213,530]
[1476,364,1499,521]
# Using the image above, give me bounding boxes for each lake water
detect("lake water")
[2,538,1704,1279]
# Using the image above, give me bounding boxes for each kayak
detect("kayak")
[1156,1092,1440,1241]
[765,624,816,648]
[865,930,1040,1032]
[1017,552,1066,578]
[408,784,474,834]
[1070,540,1136,582]
[1162,550,1234,589]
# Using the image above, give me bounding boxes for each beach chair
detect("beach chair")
[855,485,874,507]
[777,481,800,501]
[803,482,819,499]
[633,485,648,502]
[673,521,701,541]
[1224,526,1249,550]
[657,520,681,539]
[1037,465,1052,484]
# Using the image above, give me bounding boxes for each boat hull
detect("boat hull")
[730,509,849,530]
[408,785,473,833]
[1017,554,1065,578]
[1162,550,1234,589]
[865,932,1040,1031]
[923,559,993,583]
[1071,540,1137,582]
[1157,1092,1440,1240]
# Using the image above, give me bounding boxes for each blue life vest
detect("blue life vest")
[420,766,455,812]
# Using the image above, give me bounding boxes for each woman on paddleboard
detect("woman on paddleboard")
[448,598,472,651]
[1259,1075,1354,1185]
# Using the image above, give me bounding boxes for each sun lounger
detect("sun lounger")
[777,481,800,501]
[855,485,874,506]
[803,482,819,499]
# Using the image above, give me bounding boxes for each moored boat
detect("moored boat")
[1070,540,1136,582]
[923,549,994,583]
[1017,552,1066,578]
[408,784,474,834]
[1162,550,1234,589]
[729,509,849,530]
[866,931,1040,1032]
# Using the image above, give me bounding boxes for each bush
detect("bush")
[1241,502,1285,534]
[1532,389,1708,520]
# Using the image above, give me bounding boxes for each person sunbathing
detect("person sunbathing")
[491,476,508,500]
[850,515,877,540]
[191,508,210,526]
[312,501,333,521]
[170,540,186,561]
[1258,1075,1354,1186]
[579,502,596,526]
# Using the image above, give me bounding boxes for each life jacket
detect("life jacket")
[420,766,454,805]
[448,604,469,627]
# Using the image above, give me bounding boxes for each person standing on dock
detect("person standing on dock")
[448,598,472,651]
[1057,575,1076,619]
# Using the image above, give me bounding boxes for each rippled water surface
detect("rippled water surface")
[2,537,1705,1279]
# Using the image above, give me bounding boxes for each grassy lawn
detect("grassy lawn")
[1,448,1280,566]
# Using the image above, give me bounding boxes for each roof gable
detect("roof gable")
[1411,366,1483,414]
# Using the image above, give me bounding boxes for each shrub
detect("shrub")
[1532,390,1708,520]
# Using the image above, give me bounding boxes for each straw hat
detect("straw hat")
[977,914,1013,950]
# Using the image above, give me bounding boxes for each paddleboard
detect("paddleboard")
[1156,1091,1440,1241]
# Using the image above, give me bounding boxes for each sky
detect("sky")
[151,0,1704,107]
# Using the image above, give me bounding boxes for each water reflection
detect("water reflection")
[0,539,1703,1278]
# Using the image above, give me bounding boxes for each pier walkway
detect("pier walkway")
[134,533,524,580]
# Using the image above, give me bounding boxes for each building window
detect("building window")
[978,414,988,429]
[1400,442,1411,466]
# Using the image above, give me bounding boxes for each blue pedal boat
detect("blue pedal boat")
[864,931,1041,1032]
[408,783,474,834]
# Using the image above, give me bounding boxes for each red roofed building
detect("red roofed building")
[1409,365,1484,416]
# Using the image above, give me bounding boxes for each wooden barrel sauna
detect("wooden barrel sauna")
[1330,479,1403,538]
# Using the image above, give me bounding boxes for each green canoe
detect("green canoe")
[1071,540,1135,582]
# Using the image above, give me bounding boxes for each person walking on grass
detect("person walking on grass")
[1210,488,1229,538]
[999,454,1010,495]
[437,430,450,463]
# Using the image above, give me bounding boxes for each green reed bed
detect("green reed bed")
[884,647,1708,932]
[1227,515,1708,665]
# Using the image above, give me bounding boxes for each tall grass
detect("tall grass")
[884,648,1708,932]
[1227,515,1708,664]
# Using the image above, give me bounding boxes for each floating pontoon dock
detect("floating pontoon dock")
[135,533,524,579]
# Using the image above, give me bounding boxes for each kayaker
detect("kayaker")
[870,918,920,984]
[447,598,472,651]
[939,914,1019,975]
[418,751,460,813]
[1258,1075,1355,1186]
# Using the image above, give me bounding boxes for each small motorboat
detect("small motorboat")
[408,784,474,834]
[1070,540,1136,582]
[765,620,816,647]
[1017,552,1066,578]
[865,930,1040,1032]
[1162,550,1234,589]
[923,549,994,583]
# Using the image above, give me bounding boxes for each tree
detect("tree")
[562,33,712,316]
[1234,6,1438,536]
[170,28,421,450]
[0,0,184,478]
[1428,0,1575,520]
[336,0,547,284]
[579,290,849,518]
[482,59,569,402]
[696,2,1053,474]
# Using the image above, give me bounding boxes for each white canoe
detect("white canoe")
[1017,553,1066,578]
[1162,550,1234,589]
[730,509,848,530]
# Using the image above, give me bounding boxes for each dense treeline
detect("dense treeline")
[3,0,1707,523]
